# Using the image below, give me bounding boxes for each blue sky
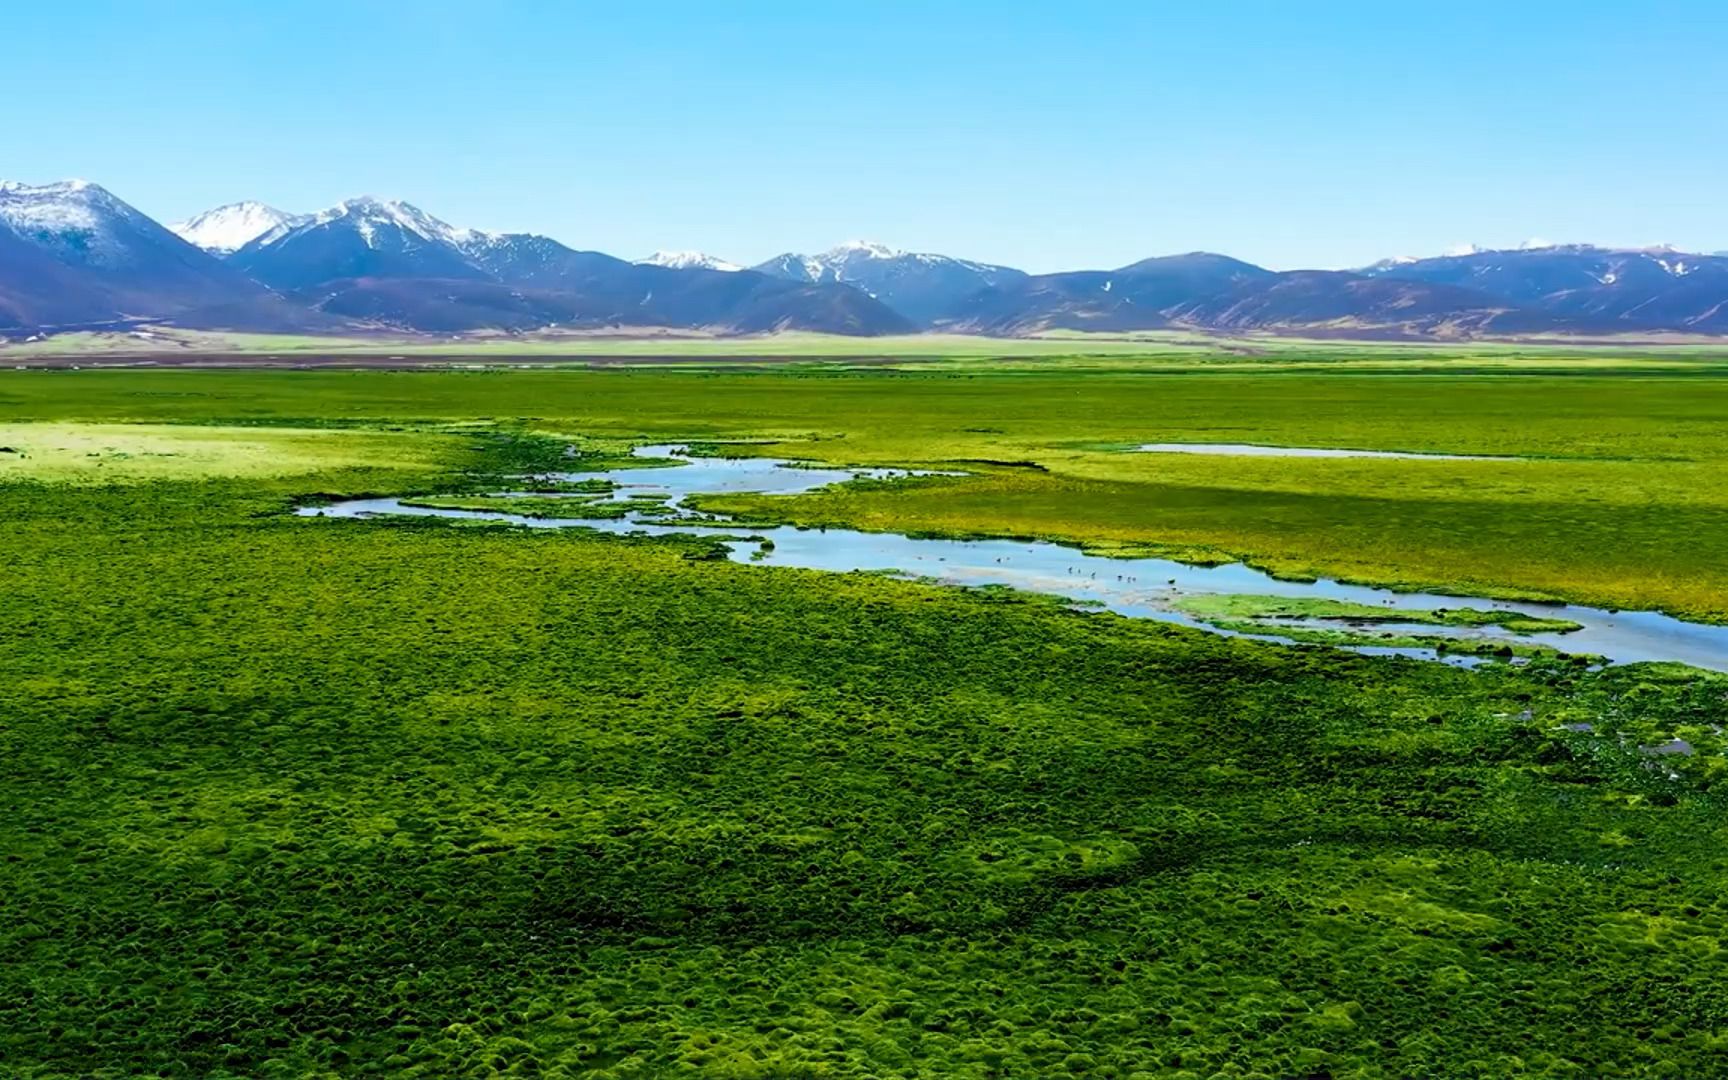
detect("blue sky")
[6,1,1725,271]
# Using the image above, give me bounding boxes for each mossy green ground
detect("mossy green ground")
[4,370,1728,1076]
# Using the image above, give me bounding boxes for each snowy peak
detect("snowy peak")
[1359,254,1422,272]
[749,252,828,284]
[309,196,469,248]
[824,239,903,261]
[0,177,297,330]
[0,177,201,270]
[0,178,139,239]
[170,202,300,254]
[636,250,742,272]
[226,195,490,290]
[0,178,96,197]
[750,243,1028,325]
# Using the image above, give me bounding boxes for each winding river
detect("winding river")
[298,445,1728,672]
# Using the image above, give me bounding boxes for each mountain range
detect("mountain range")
[4,177,1727,340]
[750,241,1028,325]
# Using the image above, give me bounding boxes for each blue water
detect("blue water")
[297,445,1728,672]
[1136,442,1508,461]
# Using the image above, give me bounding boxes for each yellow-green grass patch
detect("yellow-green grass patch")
[0,422,452,484]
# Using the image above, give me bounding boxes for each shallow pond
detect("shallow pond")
[299,445,1728,672]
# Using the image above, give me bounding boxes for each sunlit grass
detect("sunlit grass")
[0,422,453,483]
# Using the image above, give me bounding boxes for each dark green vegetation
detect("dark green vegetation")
[5,368,1728,1076]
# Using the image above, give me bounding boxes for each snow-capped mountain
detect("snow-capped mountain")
[7,177,1728,339]
[228,196,489,289]
[304,196,475,247]
[637,250,742,272]
[1,179,184,267]
[751,241,1027,325]
[754,240,1017,285]
[202,195,913,334]
[169,202,301,255]
[0,179,310,330]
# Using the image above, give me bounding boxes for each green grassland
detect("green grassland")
[0,421,452,483]
[4,365,1723,617]
[5,368,1728,1076]
[6,328,1728,374]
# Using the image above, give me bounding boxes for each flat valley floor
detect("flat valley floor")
[4,361,1728,1078]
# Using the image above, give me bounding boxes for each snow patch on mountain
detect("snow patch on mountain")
[170,202,301,254]
[307,197,469,249]
[636,250,742,272]
[0,178,168,266]
[759,241,1019,286]
[829,240,902,260]
[0,179,123,236]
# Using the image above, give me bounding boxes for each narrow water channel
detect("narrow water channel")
[298,445,1728,672]
[1136,442,1510,461]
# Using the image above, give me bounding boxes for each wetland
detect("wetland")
[304,443,1728,671]
[5,364,1728,1078]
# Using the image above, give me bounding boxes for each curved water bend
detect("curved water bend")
[298,445,1728,672]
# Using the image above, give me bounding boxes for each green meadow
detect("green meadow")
[6,366,1728,616]
[4,362,1728,1077]
[8,328,1728,373]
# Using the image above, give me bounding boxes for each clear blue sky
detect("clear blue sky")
[6,1,1725,271]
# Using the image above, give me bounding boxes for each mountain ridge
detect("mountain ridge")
[0,180,328,331]
[752,241,1028,325]
[170,202,301,255]
[4,178,1727,339]
[637,251,742,272]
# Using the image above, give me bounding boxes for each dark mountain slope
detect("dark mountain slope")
[0,180,323,330]
[229,198,487,290]
[940,252,1273,334]
[1168,271,1585,335]
[1367,245,1728,333]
